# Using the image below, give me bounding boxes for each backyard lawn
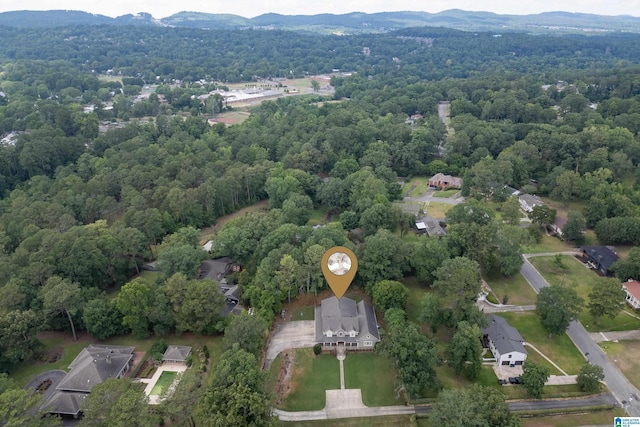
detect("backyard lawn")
[530,255,640,331]
[277,349,340,411]
[599,340,640,390]
[290,306,315,321]
[520,409,625,427]
[497,312,585,375]
[150,371,177,395]
[343,353,404,406]
[307,207,330,226]
[402,276,430,324]
[484,272,537,306]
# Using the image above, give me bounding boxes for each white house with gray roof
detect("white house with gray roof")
[481,315,527,366]
[315,296,379,349]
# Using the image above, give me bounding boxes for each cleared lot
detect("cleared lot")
[265,321,315,369]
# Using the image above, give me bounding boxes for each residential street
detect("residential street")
[520,255,640,416]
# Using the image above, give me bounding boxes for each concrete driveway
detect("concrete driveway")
[265,321,315,369]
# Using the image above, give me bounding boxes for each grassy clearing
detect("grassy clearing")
[344,353,404,406]
[497,312,585,375]
[150,371,177,395]
[524,349,563,376]
[402,276,431,324]
[484,272,537,306]
[432,189,459,198]
[426,202,453,219]
[279,349,340,411]
[530,255,640,331]
[522,234,576,254]
[402,177,431,197]
[215,110,251,125]
[281,415,419,427]
[291,306,315,321]
[308,207,330,226]
[521,408,624,427]
[599,340,640,390]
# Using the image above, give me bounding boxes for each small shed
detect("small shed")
[162,346,192,364]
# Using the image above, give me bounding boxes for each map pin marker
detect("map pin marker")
[321,246,357,300]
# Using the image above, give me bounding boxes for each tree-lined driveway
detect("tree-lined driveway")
[520,254,640,416]
[265,320,315,369]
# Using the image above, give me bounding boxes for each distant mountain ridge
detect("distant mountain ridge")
[1,9,639,34]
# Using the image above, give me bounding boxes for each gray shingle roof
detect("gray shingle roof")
[43,391,87,416]
[315,296,380,344]
[163,345,192,362]
[581,246,619,271]
[57,345,134,393]
[482,315,527,355]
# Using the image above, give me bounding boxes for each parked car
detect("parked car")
[498,378,508,385]
[508,376,522,384]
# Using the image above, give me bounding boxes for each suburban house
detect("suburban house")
[315,296,380,349]
[503,186,521,197]
[481,315,528,366]
[43,345,135,418]
[580,246,620,276]
[416,215,447,237]
[623,279,640,310]
[518,194,544,213]
[550,215,568,238]
[428,173,463,190]
[198,257,242,315]
[162,345,192,364]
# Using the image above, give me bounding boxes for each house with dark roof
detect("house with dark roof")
[481,315,527,366]
[623,279,640,310]
[198,258,242,316]
[43,345,134,417]
[550,215,568,238]
[581,246,620,276]
[163,345,192,364]
[315,296,379,349]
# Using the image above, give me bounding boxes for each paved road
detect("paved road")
[520,256,640,416]
[264,320,315,369]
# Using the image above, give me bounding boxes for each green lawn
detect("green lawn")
[291,306,315,321]
[150,370,177,395]
[402,177,431,197]
[599,340,640,390]
[402,276,431,324]
[497,312,585,375]
[281,415,418,427]
[530,255,640,331]
[432,189,459,198]
[484,272,537,306]
[307,207,330,226]
[525,349,563,376]
[426,202,453,219]
[343,353,404,406]
[521,408,625,427]
[522,234,576,254]
[278,349,340,411]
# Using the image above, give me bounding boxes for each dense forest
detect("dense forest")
[1,23,640,425]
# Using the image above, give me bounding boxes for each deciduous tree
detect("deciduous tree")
[536,285,583,336]
[371,280,408,311]
[448,321,483,380]
[521,360,550,399]
[577,363,604,393]
[81,378,155,427]
[588,277,626,325]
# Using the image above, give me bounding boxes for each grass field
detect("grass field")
[278,349,340,411]
[290,306,315,321]
[432,189,459,198]
[200,199,269,239]
[426,202,453,219]
[522,234,576,254]
[402,276,430,324]
[281,415,419,427]
[214,110,251,125]
[308,207,330,226]
[402,177,431,197]
[520,408,624,427]
[530,255,640,331]
[599,340,640,390]
[344,353,404,406]
[484,272,537,306]
[497,312,585,375]
[150,371,177,395]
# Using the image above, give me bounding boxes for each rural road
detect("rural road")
[520,255,640,416]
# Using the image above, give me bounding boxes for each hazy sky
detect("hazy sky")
[0,0,638,18]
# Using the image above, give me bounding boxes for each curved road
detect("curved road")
[520,255,640,416]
